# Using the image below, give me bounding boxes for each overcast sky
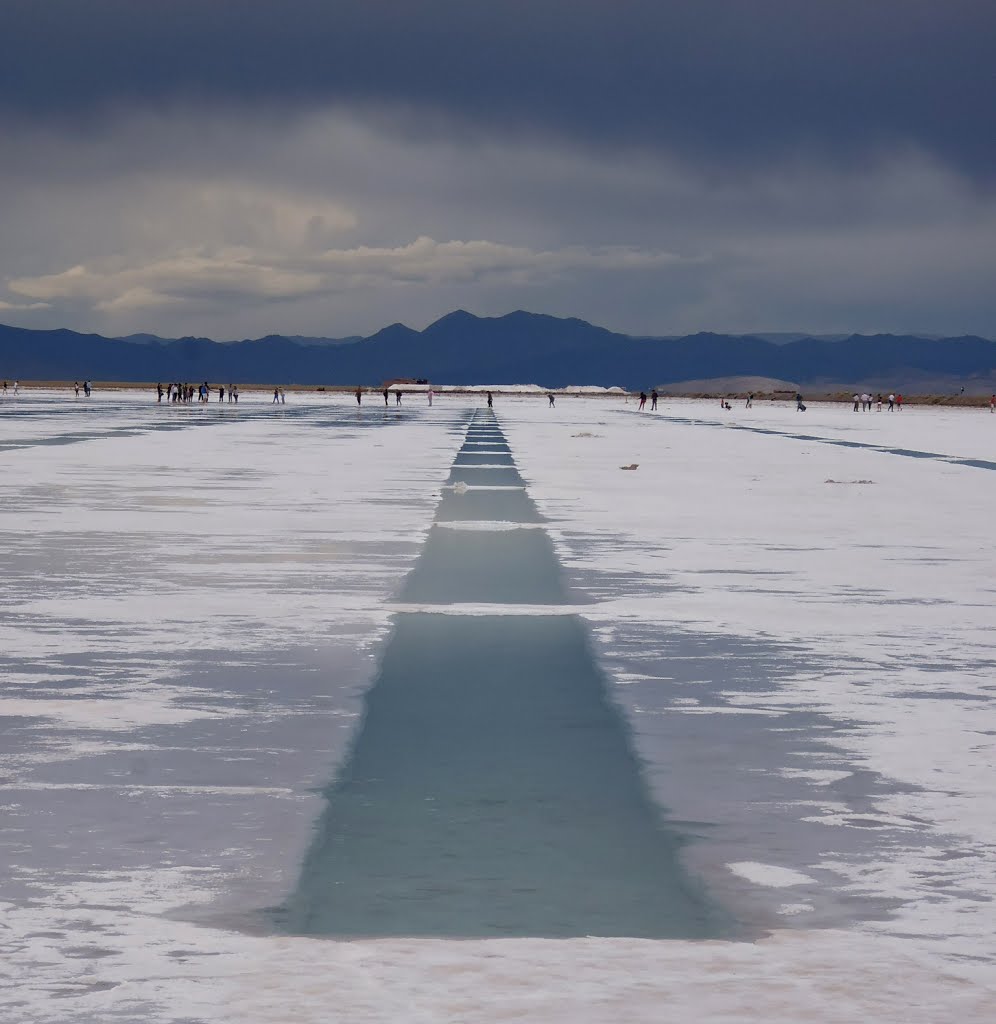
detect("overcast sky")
[2,1,994,339]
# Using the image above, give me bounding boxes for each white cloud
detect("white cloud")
[7,238,688,314]
[0,299,49,311]
[1,106,995,338]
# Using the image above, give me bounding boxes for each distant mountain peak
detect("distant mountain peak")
[369,322,419,342]
[426,309,480,329]
[1,316,993,390]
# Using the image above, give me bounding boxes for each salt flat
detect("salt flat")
[0,389,993,1022]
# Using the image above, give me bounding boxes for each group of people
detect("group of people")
[2,380,21,395]
[157,382,240,403]
[351,387,494,407]
[352,388,414,406]
[54,383,993,413]
[852,392,902,412]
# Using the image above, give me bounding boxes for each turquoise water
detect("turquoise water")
[280,414,730,938]
[434,486,541,523]
[399,525,571,605]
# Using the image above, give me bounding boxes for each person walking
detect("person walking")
[651,390,658,410]
[746,392,753,409]
[795,392,806,412]
[638,391,647,410]
[548,393,555,407]
[383,388,389,406]
[273,387,280,404]
[888,393,895,411]
[355,387,362,406]
[232,384,239,404]
[395,390,402,406]
[896,393,903,410]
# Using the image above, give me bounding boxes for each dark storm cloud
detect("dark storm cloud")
[3,0,994,177]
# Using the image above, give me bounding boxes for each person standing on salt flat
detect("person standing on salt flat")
[219,385,225,402]
[548,393,555,407]
[395,390,402,406]
[13,381,19,395]
[1,381,6,395]
[428,389,434,406]
[83,380,91,397]
[796,392,806,411]
[272,387,280,404]
[746,392,753,408]
[383,388,389,406]
[355,387,362,406]
[486,391,493,408]
[990,394,995,412]
[638,391,647,410]
[651,390,658,410]
[73,382,80,398]
[888,393,895,411]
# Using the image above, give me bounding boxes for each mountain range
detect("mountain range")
[1,310,994,392]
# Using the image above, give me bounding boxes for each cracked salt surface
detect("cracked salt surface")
[1,390,995,1020]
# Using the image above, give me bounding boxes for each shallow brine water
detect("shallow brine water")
[279,414,730,938]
